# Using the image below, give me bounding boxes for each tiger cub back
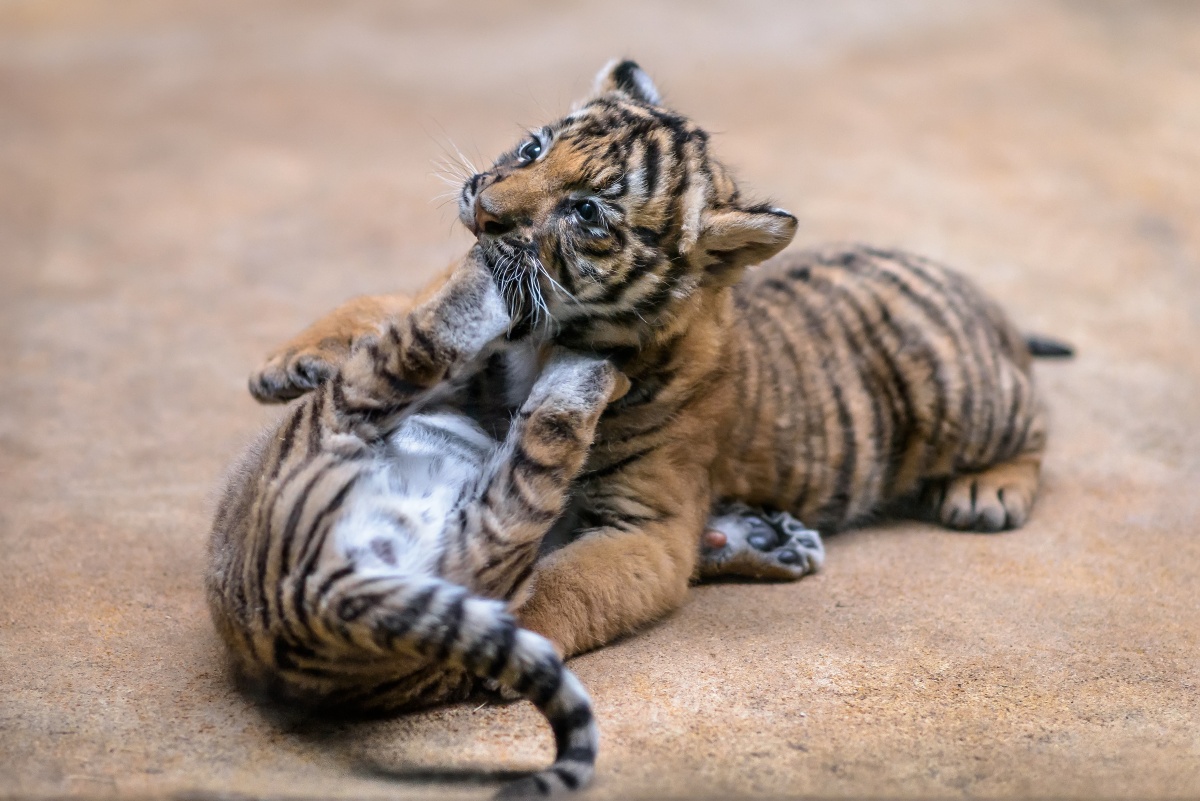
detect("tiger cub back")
[714,244,1058,532]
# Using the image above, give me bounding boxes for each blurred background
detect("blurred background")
[2,1,1198,799]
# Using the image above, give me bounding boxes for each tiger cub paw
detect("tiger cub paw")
[475,676,524,704]
[924,466,1036,532]
[249,339,347,404]
[699,502,824,581]
[529,349,629,410]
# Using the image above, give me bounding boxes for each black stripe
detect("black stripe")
[378,369,427,402]
[257,465,327,628]
[512,442,563,476]
[305,386,326,456]
[552,766,582,790]
[600,407,677,444]
[473,511,505,545]
[350,663,440,707]
[867,251,983,463]
[284,471,359,638]
[434,592,467,661]
[632,256,687,318]
[993,377,1027,461]
[642,137,660,197]
[272,634,298,670]
[1006,391,1037,462]
[578,445,656,482]
[808,273,890,505]
[743,294,803,500]
[499,560,537,602]
[550,704,595,752]
[337,591,385,622]
[558,746,598,764]
[824,380,858,528]
[552,237,577,296]
[851,254,957,470]
[744,284,818,503]
[477,541,538,597]
[407,317,439,365]
[309,564,354,625]
[486,619,518,680]
[485,467,561,525]
[272,405,305,478]
[731,305,768,462]
[755,279,856,526]
[530,662,564,707]
[378,585,439,646]
[846,282,918,497]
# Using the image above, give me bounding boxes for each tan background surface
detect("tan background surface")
[2,1,1198,798]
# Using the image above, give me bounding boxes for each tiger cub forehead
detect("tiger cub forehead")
[497,96,715,210]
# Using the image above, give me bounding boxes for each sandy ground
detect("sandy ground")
[2,1,1199,798]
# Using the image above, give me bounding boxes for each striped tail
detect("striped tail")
[319,576,598,797]
[1025,334,1075,358]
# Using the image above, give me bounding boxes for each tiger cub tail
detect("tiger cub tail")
[1024,334,1075,358]
[320,575,597,798]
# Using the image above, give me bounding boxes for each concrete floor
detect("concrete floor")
[2,1,1199,798]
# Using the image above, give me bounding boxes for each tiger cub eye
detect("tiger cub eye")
[518,140,542,162]
[575,199,600,223]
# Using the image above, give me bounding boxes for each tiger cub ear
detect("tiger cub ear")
[592,59,662,106]
[695,204,798,285]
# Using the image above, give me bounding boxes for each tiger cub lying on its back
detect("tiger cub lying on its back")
[249,60,1068,662]
[208,249,823,798]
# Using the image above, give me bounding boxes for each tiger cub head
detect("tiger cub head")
[458,59,797,351]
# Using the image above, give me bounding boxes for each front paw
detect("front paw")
[248,341,345,404]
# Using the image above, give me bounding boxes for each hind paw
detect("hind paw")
[924,468,1035,532]
[699,502,824,581]
[475,676,524,704]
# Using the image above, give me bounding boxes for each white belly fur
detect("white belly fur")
[331,411,497,576]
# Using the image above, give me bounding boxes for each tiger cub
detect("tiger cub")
[249,60,1068,661]
[209,248,826,798]
[208,250,617,798]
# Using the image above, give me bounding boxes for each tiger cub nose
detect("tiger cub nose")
[473,205,514,237]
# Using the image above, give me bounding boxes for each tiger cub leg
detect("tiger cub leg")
[335,248,511,415]
[924,450,1044,532]
[445,350,630,600]
[250,292,414,403]
[698,502,824,581]
[250,248,495,404]
[923,405,1048,532]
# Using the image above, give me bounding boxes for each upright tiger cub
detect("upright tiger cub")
[251,60,1067,659]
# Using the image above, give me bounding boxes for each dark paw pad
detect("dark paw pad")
[775,548,801,565]
[747,527,779,551]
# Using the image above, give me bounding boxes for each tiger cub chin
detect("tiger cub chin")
[247,59,1070,662]
[208,250,825,798]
